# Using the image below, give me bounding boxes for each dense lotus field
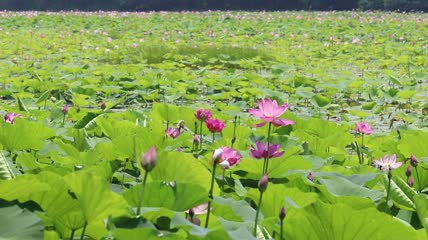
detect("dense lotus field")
[0,10,428,240]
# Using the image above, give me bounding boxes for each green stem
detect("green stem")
[253,191,264,236]
[280,219,284,240]
[136,170,149,216]
[361,134,365,164]
[62,114,66,125]
[264,122,272,174]
[414,166,422,193]
[205,162,217,228]
[69,229,75,240]
[80,222,87,240]
[222,169,226,194]
[199,120,203,150]
[384,172,392,212]
[212,132,215,143]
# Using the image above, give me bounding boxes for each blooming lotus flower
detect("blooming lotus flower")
[141,146,157,172]
[249,141,284,159]
[248,98,295,127]
[373,154,402,171]
[4,112,22,124]
[355,122,373,135]
[212,148,224,164]
[165,127,180,138]
[205,119,225,133]
[186,203,208,215]
[195,109,212,121]
[218,147,241,169]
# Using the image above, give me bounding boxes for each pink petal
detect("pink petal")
[272,118,295,127]
[254,121,267,128]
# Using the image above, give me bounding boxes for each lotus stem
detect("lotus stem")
[136,170,149,216]
[80,222,87,240]
[253,191,264,236]
[205,162,217,228]
[264,122,272,174]
[199,120,203,150]
[69,229,75,240]
[384,171,392,212]
[414,166,422,193]
[280,219,284,240]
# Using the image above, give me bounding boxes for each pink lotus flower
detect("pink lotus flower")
[248,98,295,127]
[165,127,180,138]
[249,141,284,159]
[4,112,22,124]
[141,146,157,172]
[205,119,225,133]
[355,122,373,135]
[373,154,402,171]
[195,109,212,121]
[186,203,208,215]
[218,146,241,169]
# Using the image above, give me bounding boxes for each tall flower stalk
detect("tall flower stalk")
[205,148,223,228]
[254,174,268,236]
[410,154,422,193]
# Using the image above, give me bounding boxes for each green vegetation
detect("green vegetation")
[0,11,427,240]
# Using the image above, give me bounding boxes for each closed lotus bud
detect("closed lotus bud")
[188,208,195,219]
[408,177,414,187]
[307,172,314,181]
[410,154,418,167]
[212,148,224,164]
[405,166,412,178]
[76,106,81,113]
[141,146,157,172]
[279,206,286,221]
[101,101,107,110]
[231,136,236,145]
[62,105,69,114]
[258,174,269,193]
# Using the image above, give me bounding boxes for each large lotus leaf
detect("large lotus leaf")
[283,201,422,240]
[212,197,257,223]
[398,131,428,158]
[0,119,55,151]
[123,181,209,212]
[152,103,180,123]
[0,174,51,202]
[96,116,143,139]
[414,194,428,235]
[0,203,44,240]
[63,172,128,223]
[149,151,215,193]
[112,228,160,240]
[247,184,318,218]
[318,175,383,202]
[291,118,352,154]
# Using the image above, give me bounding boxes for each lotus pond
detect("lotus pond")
[0,11,427,240]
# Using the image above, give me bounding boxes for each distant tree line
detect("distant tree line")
[0,0,426,12]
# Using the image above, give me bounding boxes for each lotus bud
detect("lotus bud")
[141,147,157,172]
[405,166,412,178]
[279,206,286,221]
[101,101,106,110]
[410,154,418,167]
[307,172,314,181]
[408,177,414,187]
[258,174,269,193]
[62,105,69,114]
